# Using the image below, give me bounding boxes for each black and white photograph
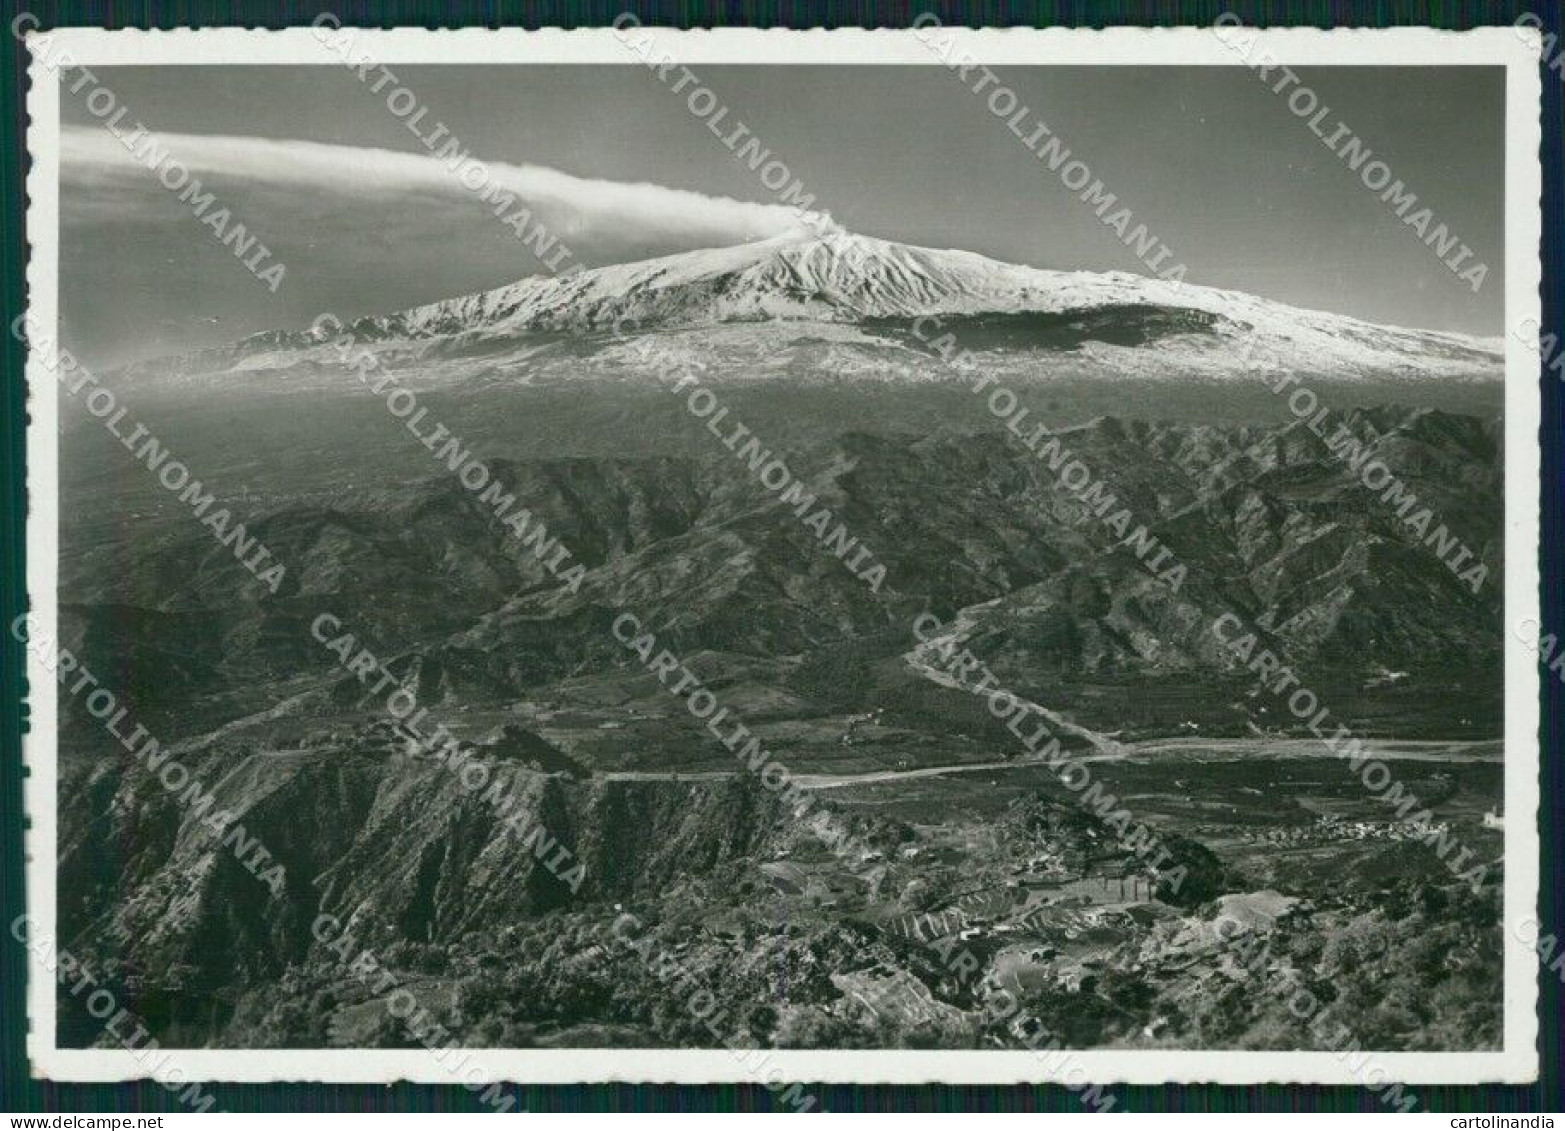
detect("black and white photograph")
[14,22,1545,1101]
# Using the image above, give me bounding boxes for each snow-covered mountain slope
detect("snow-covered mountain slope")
[114,230,1502,391]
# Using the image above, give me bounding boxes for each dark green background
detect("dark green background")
[1,0,1558,1114]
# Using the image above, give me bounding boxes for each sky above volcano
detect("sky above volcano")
[58,64,1505,369]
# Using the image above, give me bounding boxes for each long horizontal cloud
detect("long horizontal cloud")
[59,127,837,367]
[62,126,834,257]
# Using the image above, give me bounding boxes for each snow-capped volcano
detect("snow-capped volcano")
[121,229,1503,390]
[315,229,1500,380]
[359,230,1124,334]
